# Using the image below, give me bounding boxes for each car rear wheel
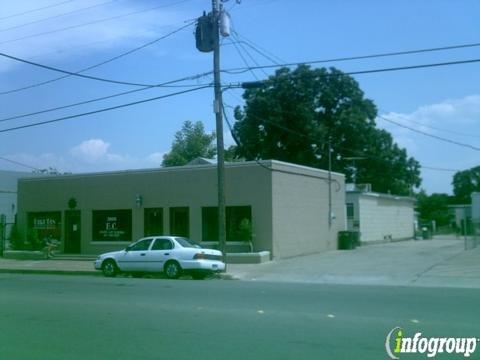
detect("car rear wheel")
[102,259,117,277]
[164,261,181,279]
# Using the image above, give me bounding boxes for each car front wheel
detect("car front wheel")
[102,259,117,277]
[164,261,181,279]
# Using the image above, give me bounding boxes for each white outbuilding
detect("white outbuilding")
[346,184,415,244]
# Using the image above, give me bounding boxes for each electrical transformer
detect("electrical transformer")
[195,13,215,53]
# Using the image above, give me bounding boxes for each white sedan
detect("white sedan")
[94,236,225,279]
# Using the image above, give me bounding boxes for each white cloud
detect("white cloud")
[377,94,480,194]
[0,0,190,73]
[1,138,169,173]
[70,138,110,162]
[147,152,165,165]
[378,94,480,153]
[380,95,480,130]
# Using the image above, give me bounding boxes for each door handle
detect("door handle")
[140,253,146,256]
[164,253,170,256]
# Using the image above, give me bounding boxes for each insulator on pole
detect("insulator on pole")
[219,10,231,37]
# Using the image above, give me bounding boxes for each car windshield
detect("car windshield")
[175,237,202,248]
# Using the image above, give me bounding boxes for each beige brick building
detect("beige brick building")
[17,160,346,258]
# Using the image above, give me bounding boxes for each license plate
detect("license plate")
[212,264,218,269]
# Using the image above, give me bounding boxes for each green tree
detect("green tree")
[416,191,452,227]
[162,121,216,167]
[452,166,480,204]
[233,65,421,195]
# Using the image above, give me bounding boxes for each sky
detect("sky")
[0,0,479,195]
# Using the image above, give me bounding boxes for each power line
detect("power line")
[0,156,41,171]
[231,29,285,65]
[0,20,196,95]
[0,0,117,34]
[0,85,211,134]
[0,0,76,21]
[384,114,480,138]
[227,39,281,66]
[231,32,270,77]
[421,166,462,172]
[4,39,480,97]
[377,115,480,151]
[223,102,456,174]
[221,102,342,189]
[221,42,480,74]
[232,58,480,88]
[0,72,213,124]
[227,37,261,80]
[0,51,162,88]
[0,0,192,46]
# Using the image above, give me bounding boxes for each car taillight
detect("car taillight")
[193,253,205,260]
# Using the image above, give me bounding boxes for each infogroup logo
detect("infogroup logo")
[385,327,479,359]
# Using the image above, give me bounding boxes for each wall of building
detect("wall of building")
[0,171,43,238]
[471,193,480,221]
[271,162,346,258]
[448,205,471,228]
[346,192,414,243]
[17,163,273,255]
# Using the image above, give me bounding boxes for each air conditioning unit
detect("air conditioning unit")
[355,183,372,192]
[346,183,372,192]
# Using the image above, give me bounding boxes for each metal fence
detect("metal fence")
[0,214,5,256]
[470,220,480,250]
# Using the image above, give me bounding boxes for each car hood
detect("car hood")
[99,250,125,258]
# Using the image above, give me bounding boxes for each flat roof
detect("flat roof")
[18,159,345,183]
[347,190,416,203]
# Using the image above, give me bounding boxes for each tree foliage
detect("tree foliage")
[452,165,480,204]
[162,121,216,167]
[416,191,452,226]
[232,65,421,195]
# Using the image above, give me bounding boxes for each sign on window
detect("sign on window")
[92,210,132,242]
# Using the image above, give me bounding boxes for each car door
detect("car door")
[149,238,174,271]
[117,238,153,272]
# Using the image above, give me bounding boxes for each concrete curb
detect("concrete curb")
[0,268,100,276]
[0,268,238,280]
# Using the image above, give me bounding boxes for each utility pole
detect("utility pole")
[343,157,366,186]
[328,137,332,228]
[212,0,227,255]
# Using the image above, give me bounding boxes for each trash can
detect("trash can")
[338,231,358,250]
[421,227,431,240]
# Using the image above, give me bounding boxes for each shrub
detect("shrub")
[9,224,24,250]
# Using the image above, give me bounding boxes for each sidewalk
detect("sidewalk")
[226,236,480,288]
[0,258,97,276]
[0,237,479,288]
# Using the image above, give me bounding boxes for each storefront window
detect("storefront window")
[202,206,252,242]
[27,211,61,249]
[92,210,132,242]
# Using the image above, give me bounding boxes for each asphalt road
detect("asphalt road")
[0,274,479,360]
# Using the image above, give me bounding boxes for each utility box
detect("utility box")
[196,13,215,53]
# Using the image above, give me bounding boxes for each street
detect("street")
[1,274,479,360]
